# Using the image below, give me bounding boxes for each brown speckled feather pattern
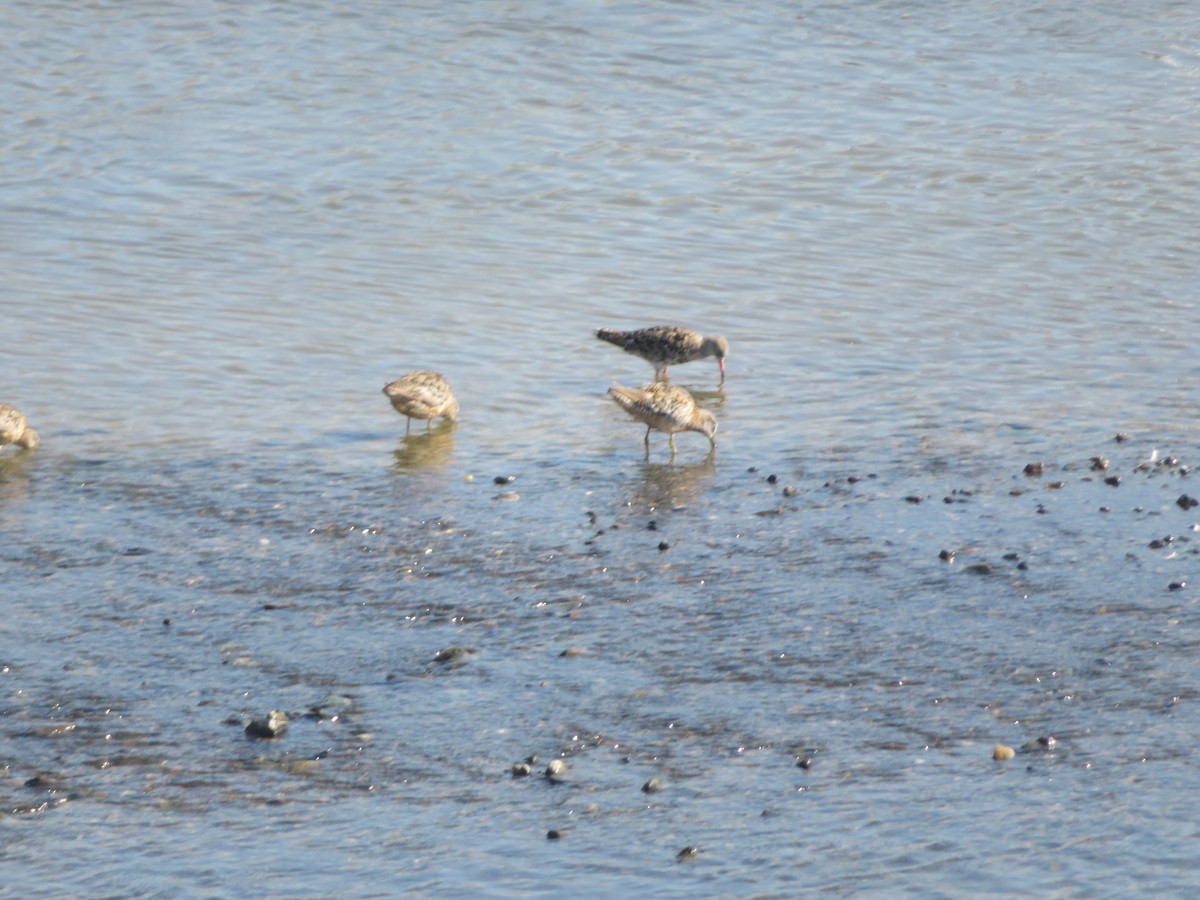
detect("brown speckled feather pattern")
[382,371,459,424]
[595,326,728,380]
[0,403,39,449]
[607,382,717,451]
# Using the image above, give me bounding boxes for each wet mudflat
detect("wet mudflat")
[3,419,1197,895]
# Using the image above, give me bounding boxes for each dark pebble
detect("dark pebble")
[676,846,698,862]
[1169,581,1186,591]
[1045,481,1064,490]
[1017,561,1028,570]
[1090,457,1109,471]
[1002,553,1020,561]
[938,549,956,562]
[647,520,657,530]
[767,474,778,483]
[1099,506,1111,513]
[905,496,922,504]
[162,618,171,626]
[796,756,814,769]
[657,541,670,552]
[1104,476,1121,487]
[245,711,288,739]
[1177,494,1198,510]
[1115,433,1129,442]
[747,466,758,473]
[547,829,565,840]
[1023,462,1045,476]
[493,475,514,485]
[434,646,472,664]
[965,562,993,575]
[642,776,665,794]
[847,475,861,484]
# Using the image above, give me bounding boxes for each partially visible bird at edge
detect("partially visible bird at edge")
[0,404,39,450]
[594,325,728,384]
[383,371,459,434]
[607,382,717,456]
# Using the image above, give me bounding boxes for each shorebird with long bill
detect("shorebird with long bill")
[607,382,717,457]
[383,371,459,434]
[594,325,728,384]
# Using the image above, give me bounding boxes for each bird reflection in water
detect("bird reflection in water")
[392,420,455,471]
[628,454,716,511]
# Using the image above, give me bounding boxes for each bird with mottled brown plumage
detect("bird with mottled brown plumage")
[0,404,39,451]
[594,325,728,383]
[607,382,717,456]
[383,371,459,434]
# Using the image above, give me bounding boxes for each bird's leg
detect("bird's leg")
[668,434,677,456]
[643,426,651,448]
[405,417,412,436]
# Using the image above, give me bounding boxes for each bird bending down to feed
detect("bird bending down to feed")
[383,371,459,434]
[0,404,39,450]
[607,382,717,456]
[594,325,728,383]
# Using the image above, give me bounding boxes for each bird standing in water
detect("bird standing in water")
[607,382,717,457]
[0,404,39,450]
[594,325,728,384]
[383,371,459,434]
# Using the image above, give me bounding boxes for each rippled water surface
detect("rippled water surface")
[3,1,1199,895]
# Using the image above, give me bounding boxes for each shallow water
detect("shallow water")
[3,1,1199,895]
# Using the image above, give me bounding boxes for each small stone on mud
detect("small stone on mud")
[511,762,532,777]
[647,520,657,530]
[658,541,669,552]
[1168,581,1186,591]
[993,744,1015,761]
[1090,456,1109,471]
[782,486,798,497]
[1021,736,1057,751]
[1115,433,1129,442]
[1045,481,1064,490]
[677,846,698,862]
[494,491,520,501]
[1104,476,1121,487]
[938,549,955,561]
[796,756,814,769]
[965,562,993,575]
[493,475,515,485]
[547,829,565,840]
[559,647,586,658]
[1023,462,1044,477]
[545,758,567,782]
[767,474,778,483]
[245,710,289,739]
[1177,494,1198,510]
[905,495,922,504]
[434,646,473,664]
[642,776,665,794]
